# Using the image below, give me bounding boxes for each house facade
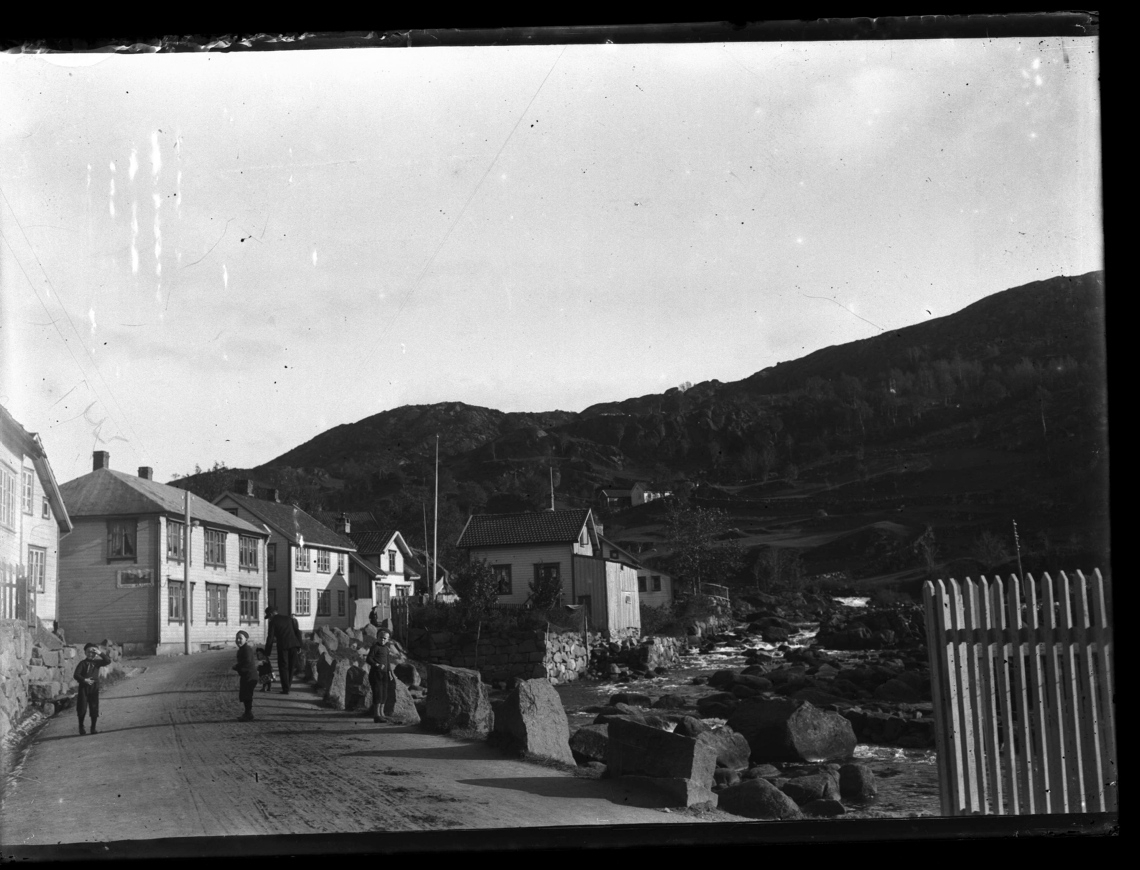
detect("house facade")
[58,452,269,655]
[0,405,73,626]
[456,508,641,636]
[636,567,674,608]
[214,483,356,634]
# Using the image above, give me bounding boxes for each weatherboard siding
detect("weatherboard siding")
[604,561,641,634]
[0,442,63,625]
[466,543,576,605]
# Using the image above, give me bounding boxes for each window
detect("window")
[337,589,346,616]
[317,589,331,616]
[107,519,137,561]
[239,586,260,624]
[239,535,258,570]
[349,559,356,576]
[638,575,647,593]
[652,575,662,592]
[42,496,50,520]
[204,529,226,567]
[168,580,195,623]
[610,549,618,559]
[395,586,409,598]
[350,583,358,600]
[206,583,228,623]
[337,553,345,574]
[295,546,310,572]
[167,520,185,562]
[388,549,397,573]
[28,546,46,592]
[316,549,330,573]
[225,508,239,516]
[295,588,311,615]
[267,543,276,572]
[1,465,15,529]
[534,563,560,592]
[21,468,33,514]
[493,564,512,595]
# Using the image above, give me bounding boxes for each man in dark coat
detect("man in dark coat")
[263,605,302,694]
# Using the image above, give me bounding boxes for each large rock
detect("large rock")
[570,724,610,763]
[345,665,371,711]
[493,678,574,765]
[325,658,352,710]
[379,676,421,725]
[726,698,857,763]
[780,772,840,806]
[394,661,421,688]
[839,763,878,802]
[717,778,803,820]
[316,652,336,692]
[606,717,717,807]
[701,727,753,770]
[423,664,493,734]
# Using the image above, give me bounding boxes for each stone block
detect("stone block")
[423,664,493,734]
[606,717,717,805]
[726,698,856,764]
[717,778,803,820]
[492,678,574,765]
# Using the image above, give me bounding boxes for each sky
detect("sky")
[0,36,1102,486]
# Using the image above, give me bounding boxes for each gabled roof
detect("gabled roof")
[349,551,384,578]
[60,469,265,535]
[457,509,594,548]
[0,405,73,534]
[599,535,643,569]
[216,491,354,549]
[348,530,400,555]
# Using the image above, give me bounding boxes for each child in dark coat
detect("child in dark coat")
[232,631,259,721]
[256,648,274,692]
[366,628,397,723]
[73,643,112,735]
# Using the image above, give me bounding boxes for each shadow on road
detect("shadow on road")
[33,720,245,742]
[341,743,502,762]
[454,776,675,808]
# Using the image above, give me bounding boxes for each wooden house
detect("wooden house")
[58,452,269,655]
[636,567,674,608]
[214,483,357,634]
[0,405,73,626]
[455,508,641,637]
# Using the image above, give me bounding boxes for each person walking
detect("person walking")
[73,643,112,735]
[232,631,259,721]
[263,605,302,694]
[366,628,397,723]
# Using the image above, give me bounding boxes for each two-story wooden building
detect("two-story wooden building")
[0,405,73,627]
[214,484,358,634]
[455,508,641,637]
[57,452,270,654]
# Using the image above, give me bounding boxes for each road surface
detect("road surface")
[1,651,721,846]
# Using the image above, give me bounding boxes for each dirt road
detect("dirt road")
[1,652,721,845]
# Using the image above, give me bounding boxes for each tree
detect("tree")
[451,558,499,624]
[528,567,563,610]
[663,502,744,595]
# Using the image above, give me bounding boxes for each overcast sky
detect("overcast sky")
[0,37,1102,485]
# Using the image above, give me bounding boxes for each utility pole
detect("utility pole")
[550,466,554,510]
[184,488,191,656]
[432,434,439,604]
[422,502,429,602]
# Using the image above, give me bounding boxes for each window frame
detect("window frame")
[41,496,50,520]
[206,582,229,624]
[167,519,185,563]
[316,549,330,573]
[337,589,346,616]
[652,575,662,592]
[167,579,196,624]
[388,549,397,573]
[295,546,310,572]
[295,587,311,616]
[337,553,345,575]
[203,527,227,568]
[0,464,15,529]
[267,542,276,573]
[107,518,138,562]
[21,468,34,514]
[239,586,260,624]
[493,564,512,596]
[27,545,47,592]
[638,574,647,593]
[316,588,331,616]
[239,535,259,571]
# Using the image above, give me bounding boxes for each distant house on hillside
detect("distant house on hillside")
[598,482,672,511]
[58,452,269,655]
[214,482,356,634]
[455,508,640,637]
[1,405,73,627]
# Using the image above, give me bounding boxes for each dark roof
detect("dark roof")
[599,536,642,569]
[457,509,593,548]
[309,510,381,533]
[61,470,265,535]
[217,492,355,549]
[349,530,399,555]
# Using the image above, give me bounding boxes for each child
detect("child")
[232,631,259,721]
[366,628,397,723]
[256,648,274,692]
[73,643,112,736]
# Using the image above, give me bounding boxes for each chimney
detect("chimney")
[270,489,281,503]
[138,467,153,480]
[93,451,110,471]
[336,513,351,535]
[235,478,256,497]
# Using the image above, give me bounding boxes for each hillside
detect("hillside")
[173,270,1109,589]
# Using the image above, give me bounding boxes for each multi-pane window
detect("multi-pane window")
[652,575,662,592]
[267,543,276,572]
[493,565,512,595]
[206,583,228,623]
[337,553,345,574]
[638,575,647,593]
[204,529,226,567]
[21,468,33,514]
[42,496,50,520]
[317,589,331,616]
[107,519,137,560]
[167,520,185,562]
[295,546,310,572]
[2,465,17,528]
[534,563,560,597]
[239,586,259,623]
[295,588,311,615]
[239,535,258,570]
[316,549,330,573]
[168,580,195,623]
[395,586,409,598]
[28,546,46,592]
[388,549,396,572]
[337,589,346,616]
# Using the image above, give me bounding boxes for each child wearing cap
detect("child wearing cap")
[232,631,259,721]
[73,643,112,735]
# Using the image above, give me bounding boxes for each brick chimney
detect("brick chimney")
[234,478,256,497]
[93,451,110,471]
[336,513,351,535]
[138,467,153,480]
[268,488,281,503]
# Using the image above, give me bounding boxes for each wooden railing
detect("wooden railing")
[922,570,1116,815]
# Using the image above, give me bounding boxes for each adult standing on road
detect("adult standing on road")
[263,605,302,694]
[366,627,397,723]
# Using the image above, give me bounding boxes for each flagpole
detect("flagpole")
[432,435,439,604]
[184,488,191,656]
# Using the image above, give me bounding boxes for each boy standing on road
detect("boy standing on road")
[366,628,397,723]
[73,643,112,736]
[232,631,259,721]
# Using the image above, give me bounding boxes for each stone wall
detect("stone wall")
[0,619,125,741]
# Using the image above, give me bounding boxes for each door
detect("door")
[374,582,391,623]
